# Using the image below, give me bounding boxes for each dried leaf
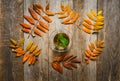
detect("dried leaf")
[82,22,92,30]
[45,10,54,16]
[10,38,17,46]
[33,48,41,55]
[39,20,49,30]
[34,4,44,12]
[61,3,65,11]
[37,24,47,33]
[32,56,36,64]
[58,14,68,19]
[19,38,25,46]
[20,23,32,29]
[28,8,38,20]
[26,40,34,51]
[22,53,30,63]
[21,28,30,33]
[72,13,79,23]
[9,45,19,49]
[53,56,63,62]
[62,10,75,23]
[52,62,63,74]
[63,54,73,61]
[55,11,65,15]
[29,44,38,53]
[34,28,42,37]
[98,10,103,15]
[87,13,95,21]
[42,16,52,23]
[28,55,34,65]
[62,21,73,24]
[34,49,41,56]
[16,53,23,57]
[45,3,49,11]
[23,15,35,25]
[83,18,92,25]
[82,27,92,34]
[62,62,73,70]
[33,4,41,15]
[91,9,97,17]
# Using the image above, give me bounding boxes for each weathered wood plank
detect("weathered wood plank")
[97,0,120,81]
[0,0,24,81]
[24,0,49,81]
[75,0,97,81]
[48,0,74,81]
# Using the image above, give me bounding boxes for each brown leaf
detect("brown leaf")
[52,62,63,74]
[63,54,73,61]
[45,3,49,11]
[9,45,19,49]
[62,62,73,70]
[28,8,38,20]
[70,63,77,68]
[71,59,81,63]
[53,56,64,63]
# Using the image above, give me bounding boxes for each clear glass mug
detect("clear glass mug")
[49,28,72,53]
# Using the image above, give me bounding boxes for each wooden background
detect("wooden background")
[0,0,120,81]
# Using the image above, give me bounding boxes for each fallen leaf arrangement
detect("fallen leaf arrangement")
[9,2,105,74]
[81,9,104,34]
[84,40,104,64]
[9,3,79,67]
[9,38,41,65]
[80,10,105,64]
[52,54,81,74]
[56,3,79,25]
[20,3,54,38]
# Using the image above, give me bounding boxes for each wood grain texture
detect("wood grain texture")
[0,0,120,81]
[24,0,49,81]
[97,0,120,81]
[0,0,24,81]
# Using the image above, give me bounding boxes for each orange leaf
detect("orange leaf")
[72,13,79,23]
[82,22,92,30]
[82,27,92,34]
[33,4,41,15]
[45,10,54,16]
[20,22,32,29]
[21,28,30,33]
[28,8,38,20]
[28,55,34,65]
[37,24,47,33]
[23,15,35,25]
[39,20,49,30]
[34,4,44,12]
[22,53,30,63]
[34,28,42,37]
[42,16,52,23]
